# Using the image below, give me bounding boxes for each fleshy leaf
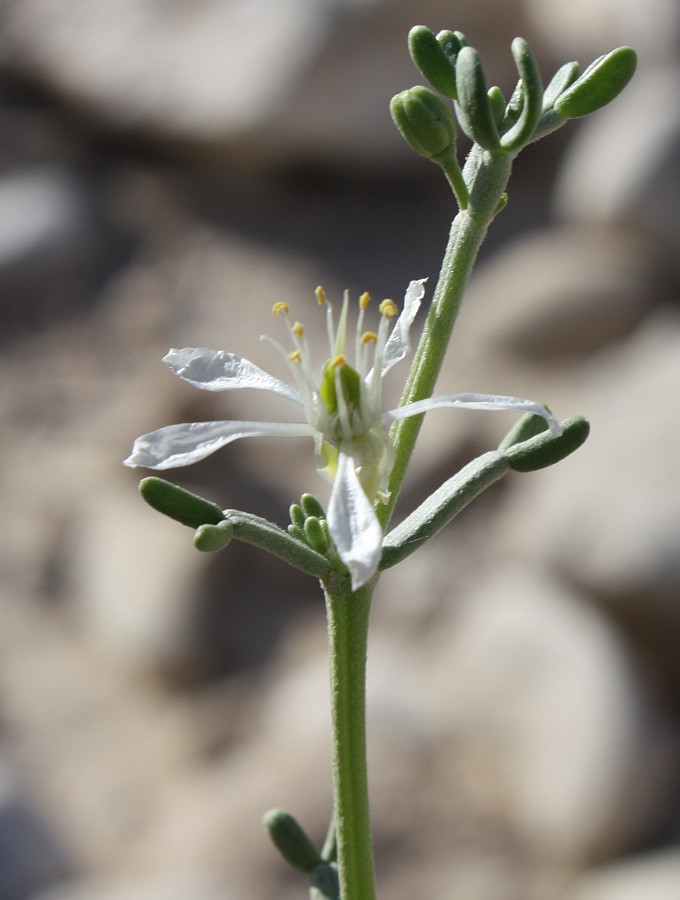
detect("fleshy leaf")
[555,47,637,118]
[139,477,224,528]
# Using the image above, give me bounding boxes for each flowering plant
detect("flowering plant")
[125,25,635,900]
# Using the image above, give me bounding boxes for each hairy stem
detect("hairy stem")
[323,576,377,900]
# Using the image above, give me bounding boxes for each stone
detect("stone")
[564,849,680,900]
[430,565,675,864]
[554,67,680,253]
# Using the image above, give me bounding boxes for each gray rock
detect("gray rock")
[0,0,528,168]
[565,849,680,900]
[432,566,675,864]
[554,67,680,254]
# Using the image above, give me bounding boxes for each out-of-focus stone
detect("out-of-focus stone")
[458,225,664,360]
[554,67,680,254]
[521,0,680,62]
[564,849,680,900]
[432,566,675,864]
[495,314,680,695]
[0,0,528,168]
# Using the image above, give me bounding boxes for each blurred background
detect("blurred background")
[1,1,679,898]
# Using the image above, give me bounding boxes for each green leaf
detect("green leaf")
[555,47,637,118]
[504,415,590,472]
[542,60,580,112]
[455,46,501,151]
[263,809,323,874]
[500,37,544,151]
[139,477,224,528]
[408,25,458,98]
[381,451,510,570]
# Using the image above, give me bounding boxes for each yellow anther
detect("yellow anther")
[289,350,302,363]
[359,291,371,310]
[293,321,304,337]
[361,331,378,345]
[330,354,346,369]
[379,298,398,318]
[315,285,328,305]
[272,302,289,316]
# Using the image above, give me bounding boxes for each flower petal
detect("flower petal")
[379,278,427,376]
[124,420,314,470]
[385,392,562,436]
[327,448,383,590]
[164,348,303,404]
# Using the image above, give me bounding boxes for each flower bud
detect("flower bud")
[390,85,457,160]
[263,809,324,874]
[194,520,233,552]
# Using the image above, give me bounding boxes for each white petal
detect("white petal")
[124,420,314,469]
[385,392,562,436]
[327,449,383,590]
[164,348,303,404]
[379,278,427,376]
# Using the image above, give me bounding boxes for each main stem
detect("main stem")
[379,147,514,529]
[324,575,376,900]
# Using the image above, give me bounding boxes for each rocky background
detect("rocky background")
[1,1,679,898]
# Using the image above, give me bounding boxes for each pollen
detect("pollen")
[361,331,378,345]
[293,321,304,337]
[289,350,302,363]
[379,298,398,319]
[272,302,289,316]
[315,285,328,305]
[359,291,371,310]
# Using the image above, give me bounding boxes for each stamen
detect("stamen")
[379,298,398,319]
[293,321,305,338]
[289,350,302,363]
[272,302,289,316]
[359,291,371,310]
[315,286,328,305]
[330,354,346,369]
[361,331,377,345]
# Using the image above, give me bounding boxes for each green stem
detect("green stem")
[379,147,514,529]
[323,575,377,900]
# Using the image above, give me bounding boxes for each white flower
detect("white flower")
[125,280,560,589]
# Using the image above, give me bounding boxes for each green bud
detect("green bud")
[139,477,224,528]
[289,502,306,529]
[193,519,233,552]
[263,809,323,874]
[504,415,590,472]
[555,46,637,118]
[487,86,506,129]
[301,493,326,519]
[390,85,457,160]
[304,516,330,555]
[454,46,501,151]
[498,410,553,452]
[408,25,458,98]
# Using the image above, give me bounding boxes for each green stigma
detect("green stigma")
[320,356,362,416]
